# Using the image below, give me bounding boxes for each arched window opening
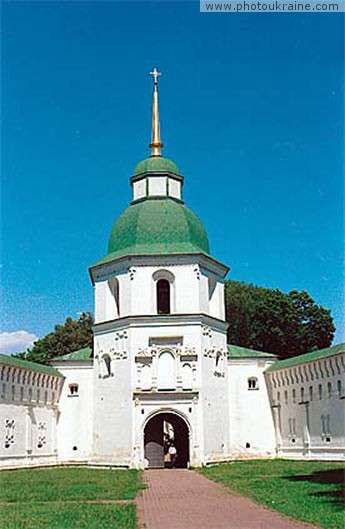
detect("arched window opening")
[318,384,323,400]
[101,355,112,379]
[248,377,258,391]
[309,386,313,401]
[157,279,170,315]
[69,383,79,396]
[292,389,296,404]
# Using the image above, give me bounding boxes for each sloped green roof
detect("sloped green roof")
[92,198,210,266]
[227,344,276,359]
[52,347,92,362]
[133,157,180,176]
[266,342,345,372]
[0,354,64,377]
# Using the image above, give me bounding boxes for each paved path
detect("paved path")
[137,469,319,529]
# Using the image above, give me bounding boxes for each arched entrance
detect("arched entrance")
[144,412,190,469]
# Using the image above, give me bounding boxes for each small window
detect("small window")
[69,383,79,396]
[300,387,304,402]
[292,389,296,404]
[327,382,332,398]
[318,384,322,400]
[157,279,170,315]
[284,390,288,405]
[337,380,342,398]
[309,386,313,401]
[248,377,258,390]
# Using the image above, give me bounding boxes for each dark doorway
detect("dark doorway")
[144,413,189,469]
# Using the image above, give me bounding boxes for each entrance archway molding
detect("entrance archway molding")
[141,407,192,435]
[139,407,193,469]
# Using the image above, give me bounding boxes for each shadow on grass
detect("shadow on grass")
[283,469,345,509]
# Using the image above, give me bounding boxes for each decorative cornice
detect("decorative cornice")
[93,313,229,334]
[90,252,229,284]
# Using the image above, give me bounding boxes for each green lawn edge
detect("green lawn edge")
[197,459,345,529]
[0,467,145,529]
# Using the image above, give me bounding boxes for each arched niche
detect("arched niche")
[157,351,175,390]
[182,363,193,390]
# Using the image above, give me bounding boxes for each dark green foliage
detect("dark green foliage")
[225,281,335,358]
[14,312,93,365]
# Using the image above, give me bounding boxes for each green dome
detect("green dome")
[107,198,210,259]
[133,157,180,176]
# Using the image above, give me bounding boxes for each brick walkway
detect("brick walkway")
[137,469,319,529]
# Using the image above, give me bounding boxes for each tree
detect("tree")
[225,281,335,359]
[15,312,93,365]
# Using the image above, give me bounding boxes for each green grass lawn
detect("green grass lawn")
[0,467,142,529]
[198,459,345,529]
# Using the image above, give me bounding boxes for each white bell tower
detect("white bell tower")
[89,69,230,468]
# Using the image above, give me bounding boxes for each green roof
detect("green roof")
[266,342,345,372]
[52,347,92,362]
[227,344,276,359]
[0,354,64,377]
[92,198,210,266]
[133,157,180,176]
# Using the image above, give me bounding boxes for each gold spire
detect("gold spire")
[149,67,163,157]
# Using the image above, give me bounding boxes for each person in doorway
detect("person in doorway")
[168,444,177,468]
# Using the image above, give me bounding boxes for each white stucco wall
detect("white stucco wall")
[54,362,94,462]
[0,363,62,469]
[93,257,228,324]
[228,359,276,458]
[265,351,345,460]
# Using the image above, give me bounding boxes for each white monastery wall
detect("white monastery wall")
[0,362,62,469]
[54,363,93,462]
[265,351,345,460]
[199,325,230,463]
[228,359,276,458]
[92,329,132,465]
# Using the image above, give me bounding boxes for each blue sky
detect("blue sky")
[1,2,344,353]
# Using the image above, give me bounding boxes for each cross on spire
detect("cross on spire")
[150,67,161,86]
[149,67,163,157]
